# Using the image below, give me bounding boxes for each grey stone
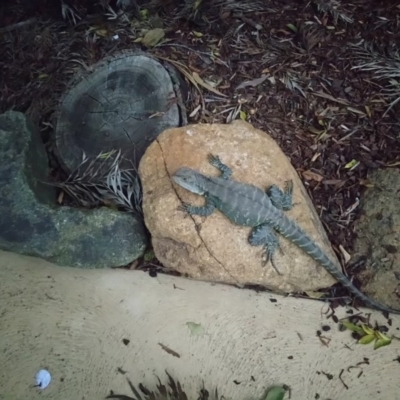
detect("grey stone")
[353,168,400,309]
[0,111,148,268]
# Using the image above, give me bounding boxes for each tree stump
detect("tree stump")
[54,50,186,172]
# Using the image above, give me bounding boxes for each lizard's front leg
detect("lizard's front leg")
[266,180,294,211]
[178,198,216,216]
[248,223,283,275]
[207,154,232,180]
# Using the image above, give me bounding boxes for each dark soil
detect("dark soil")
[1,0,399,305]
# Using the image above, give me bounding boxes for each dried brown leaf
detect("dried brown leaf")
[57,191,64,204]
[302,170,324,182]
[192,72,227,97]
[339,245,351,264]
[359,179,374,187]
[312,91,350,105]
[142,28,165,48]
[323,179,345,187]
[305,290,325,299]
[236,74,268,90]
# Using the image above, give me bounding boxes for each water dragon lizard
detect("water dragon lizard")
[172,154,400,315]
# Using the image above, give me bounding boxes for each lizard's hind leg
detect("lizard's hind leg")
[266,180,294,211]
[208,154,232,180]
[249,224,283,275]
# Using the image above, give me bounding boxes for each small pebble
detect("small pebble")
[35,369,51,390]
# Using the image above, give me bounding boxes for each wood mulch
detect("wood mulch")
[1,0,399,303]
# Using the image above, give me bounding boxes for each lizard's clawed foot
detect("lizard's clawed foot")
[267,180,294,211]
[207,154,221,164]
[278,242,284,256]
[283,180,300,209]
[284,180,293,193]
[270,257,283,275]
[207,154,232,179]
[261,249,283,275]
[177,203,191,213]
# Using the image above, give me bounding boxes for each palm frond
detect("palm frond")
[350,41,400,115]
[313,0,354,24]
[60,0,81,25]
[51,150,143,217]
[280,73,307,98]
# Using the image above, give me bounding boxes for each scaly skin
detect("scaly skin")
[172,154,400,315]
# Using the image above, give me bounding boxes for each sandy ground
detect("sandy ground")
[1,250,400,400]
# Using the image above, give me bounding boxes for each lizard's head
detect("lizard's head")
[172,167,205,195]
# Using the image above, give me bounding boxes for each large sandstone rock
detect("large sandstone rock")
[139,120,338,293]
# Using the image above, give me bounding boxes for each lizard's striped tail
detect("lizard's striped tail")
[275,214,400,315]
